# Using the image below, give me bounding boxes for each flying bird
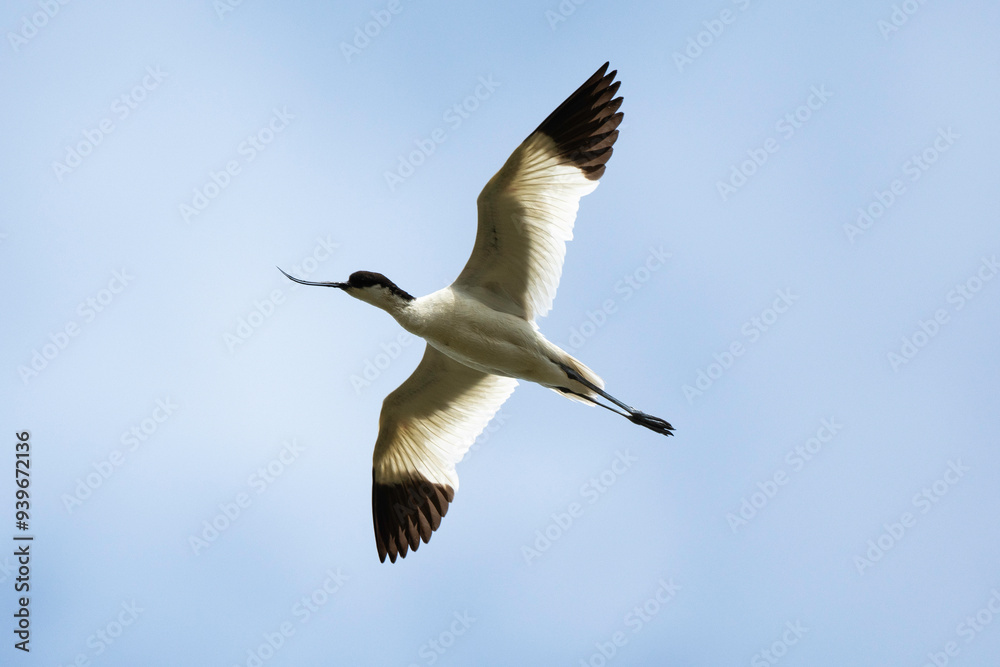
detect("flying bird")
[280,62,673,563]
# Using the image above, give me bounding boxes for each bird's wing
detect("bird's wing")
[453,62,623,320]
[371,344,517,563]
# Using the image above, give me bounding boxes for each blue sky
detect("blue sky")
[2,0,999,665]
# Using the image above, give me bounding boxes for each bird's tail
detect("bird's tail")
[556,353,605,404]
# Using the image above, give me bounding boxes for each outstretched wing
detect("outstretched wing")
[371,345,517,563]
[453,62,624,321]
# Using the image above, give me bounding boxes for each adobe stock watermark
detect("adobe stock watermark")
[51,65,168,182]
[6,0,73,53]
[61,397,178,513]
[716,85,833,202]
[224,235,339,352]
[179,106,293,224]
[672,0,759,73]
[682,288,798,404]
[349,330,416,394]
[726,417,844,533]
[544,0,591,31]
[233,567,349,667]
[340,0,413,63]
[579,577,681,666]
[522,450,638,565]
[406,611,476,667]
[0,556,16,585]
[58,600,144,666]
[750,620,809,667]
[213,0,249,20]
[462,410,509,462]
[844,127,958,244]
[921,587,1000,667]
[384,75,501,192]
[17,268,134,385]
[886,254,997,372]
[877,0,931,40]
[562,245,671,354]
[188,439,306,555]
[853,459,969,576]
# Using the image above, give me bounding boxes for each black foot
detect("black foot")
[628,411,675,437]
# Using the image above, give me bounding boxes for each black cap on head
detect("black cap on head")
[347,271,415,301]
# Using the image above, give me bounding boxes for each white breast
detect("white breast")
[398,287,559,383]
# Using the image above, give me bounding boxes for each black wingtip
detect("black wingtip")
[530,62,624,180]
[372,471,455,564]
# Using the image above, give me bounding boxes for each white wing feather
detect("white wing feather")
[453,62,623,321]
[371,344,517,562]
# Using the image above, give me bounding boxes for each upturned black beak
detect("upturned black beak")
[277,267,348,289]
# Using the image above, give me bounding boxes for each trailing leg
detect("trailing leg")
[557,363,675,437]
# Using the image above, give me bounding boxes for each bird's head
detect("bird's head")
[277,268,415,311]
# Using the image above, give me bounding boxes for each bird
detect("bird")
[279,62,673,563]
